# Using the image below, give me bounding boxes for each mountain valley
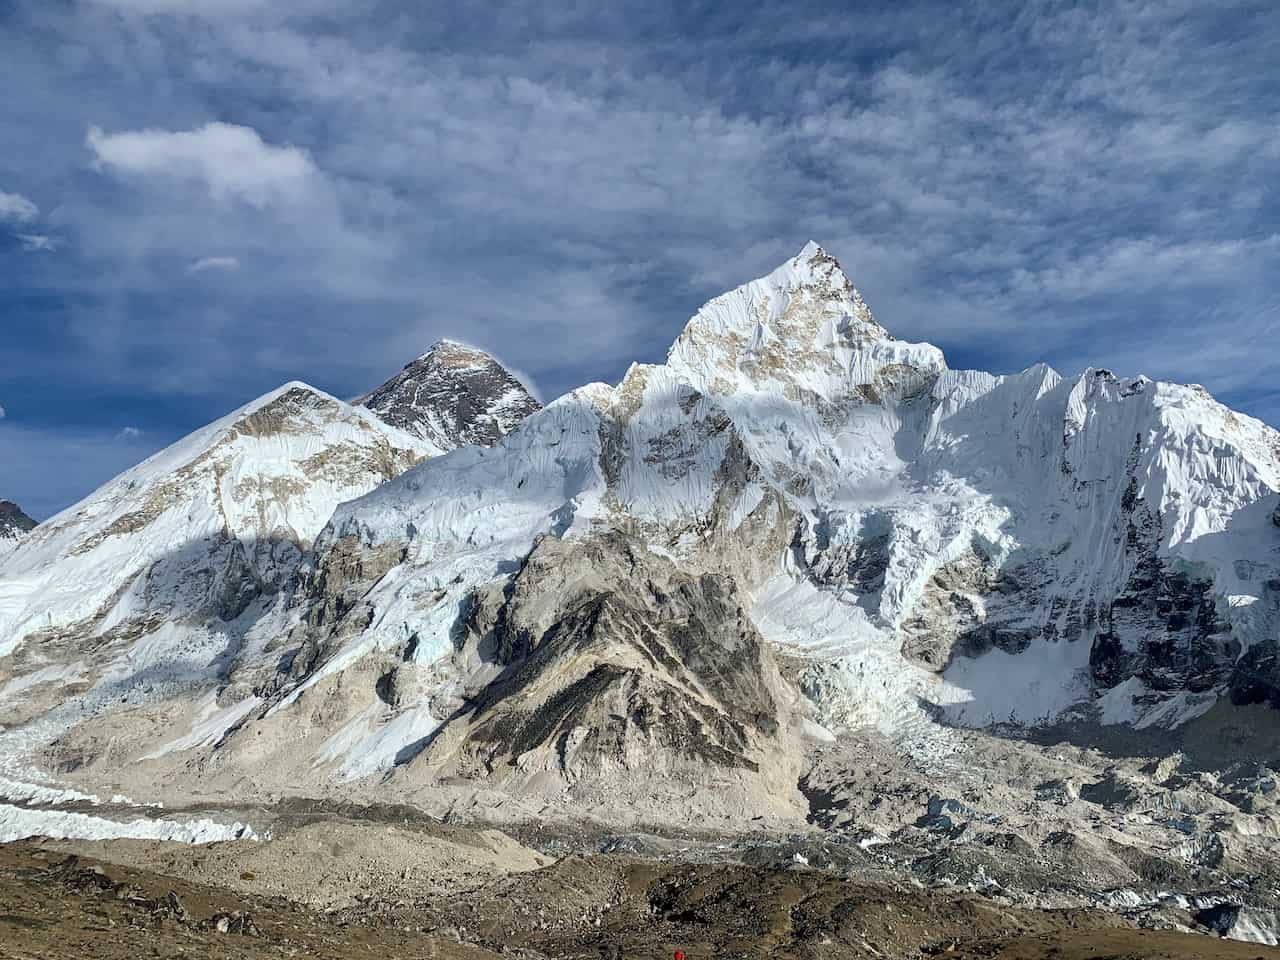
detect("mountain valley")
[2,245,1280,953]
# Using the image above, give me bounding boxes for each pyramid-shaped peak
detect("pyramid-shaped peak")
[665,242,905,397]
[423,338,491,357]
[759,240,858,295]
[228,381,348,437]
[359,340,541,449]
[796,239,836,264]
[237,380,334,413]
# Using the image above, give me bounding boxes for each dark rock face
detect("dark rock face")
[426,533,788,785]
[953,556,1051,660]
[250,534,408,699]
[1089,496,1233,693]
[1230,641,1280,709]
[358,340,540,450]
[0,499,37,540]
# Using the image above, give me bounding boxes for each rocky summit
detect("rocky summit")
[358,339,541,450]
[2,244,1280,949]
[0,500,36,559]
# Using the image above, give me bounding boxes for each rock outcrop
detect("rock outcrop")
[0,499,36,559]
[399,533,802,817]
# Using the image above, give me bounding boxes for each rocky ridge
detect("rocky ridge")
[0,351,541,799]
[4,243,1279,796]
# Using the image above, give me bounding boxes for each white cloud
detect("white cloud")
[0,189,56,254]
[116,426,142,439]
[17,234,59,252]
[188,256,240,273]
[0,404,6,419]
[86,122,316,207]
[0,190,37,223]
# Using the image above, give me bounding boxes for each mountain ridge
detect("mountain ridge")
[5,244,1280,946]
[303,242,1280,757]
[1,241,1278,826]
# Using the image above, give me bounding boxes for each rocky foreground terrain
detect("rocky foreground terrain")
[4,711,1280,955]
[3,799,1279,960]
[3,244,1280,953]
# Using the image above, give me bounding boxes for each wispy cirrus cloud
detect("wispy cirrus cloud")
[188,256,240,273]
[0,188,61,253]
[16,234,59,253]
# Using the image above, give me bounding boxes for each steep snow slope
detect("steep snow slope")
[358,339,541,449]
[0,501,36,561]
[0,383,438,662]
[0,383,442,802]
[283,242,1280,786]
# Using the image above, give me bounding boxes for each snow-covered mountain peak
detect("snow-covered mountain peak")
[358,339,541,449]
[291,245,1280,765]
[0,380,438,658]
[229,381,357,436]
[667,242,943,403]
[0,500,36,534]
[416,338,493,367]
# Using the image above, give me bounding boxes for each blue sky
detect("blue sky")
[2,0,1278,519]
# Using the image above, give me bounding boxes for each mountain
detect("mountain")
[3,242,1280,823]
[357,339,541,449]
[0,501,36,560]
[0,383,437,664]
[289,240,1280,785]
[8,244,1280,937]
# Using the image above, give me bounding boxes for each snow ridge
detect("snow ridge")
[0,382,437,659]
